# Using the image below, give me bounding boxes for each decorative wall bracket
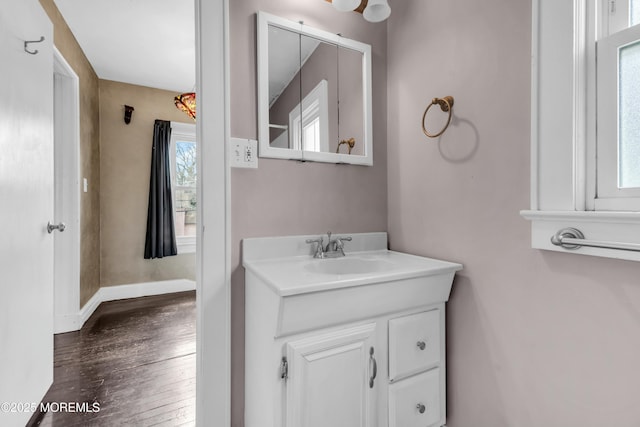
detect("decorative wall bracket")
[124,105,135,124]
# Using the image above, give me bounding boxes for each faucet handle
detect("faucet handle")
[334,236,352,256]
[335,236,352,247]
[306,237,325,258]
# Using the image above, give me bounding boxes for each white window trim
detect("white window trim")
[521,0,640,262]
[605,0,632,36]
[288,79,329,152]
[596,12,640,209]
[171,121,197,254]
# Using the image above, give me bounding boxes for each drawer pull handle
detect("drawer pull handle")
[416,340,426,350]
[369,347,377,388]
[416,403,426,414]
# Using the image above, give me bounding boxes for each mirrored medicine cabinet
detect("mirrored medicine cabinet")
[257,11,373,165]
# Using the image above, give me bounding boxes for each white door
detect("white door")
[53,49,81,333]
[285,323,378,427]
[0,1,54,426]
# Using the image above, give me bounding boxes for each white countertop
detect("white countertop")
[243,249,463,296]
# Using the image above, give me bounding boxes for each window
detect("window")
[522,0,640,262]
[596,0,640,210]
[288,79,329,152]
[303,116,321,152]
[170,122,196,254]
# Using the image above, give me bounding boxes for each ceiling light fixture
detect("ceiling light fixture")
[362,0,391,22]
[331,0,361,12]
[174,92,196,121]
[327,0,391,23]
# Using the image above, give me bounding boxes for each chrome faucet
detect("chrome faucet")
[306,231,352,258]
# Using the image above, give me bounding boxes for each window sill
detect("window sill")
[520,210,640,262]
[177,236,196,255]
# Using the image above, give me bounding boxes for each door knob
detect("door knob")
[416,340,426,350]
[47,222,66,233]
[416,403,426,414]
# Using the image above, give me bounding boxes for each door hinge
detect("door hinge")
[280,357,288,380]
[610,0,616,14]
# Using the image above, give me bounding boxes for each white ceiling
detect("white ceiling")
[54,0,195,93]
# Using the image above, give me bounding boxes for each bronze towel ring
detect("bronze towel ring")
[421,96,454,138]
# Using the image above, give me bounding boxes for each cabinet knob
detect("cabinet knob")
[416,403,426,414]
[416,340,426,350]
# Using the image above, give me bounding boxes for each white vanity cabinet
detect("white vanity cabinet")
[243,233,461,427]
[284,323,378,427]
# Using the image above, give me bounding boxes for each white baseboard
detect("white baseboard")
[76,289,103,332]
[54,279,196,334]
[99,278,196,302]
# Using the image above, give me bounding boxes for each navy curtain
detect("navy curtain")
[144,120,177,259]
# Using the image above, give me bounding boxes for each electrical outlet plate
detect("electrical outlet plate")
[230,138,258,169]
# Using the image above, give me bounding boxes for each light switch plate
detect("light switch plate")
[230,138,258,169]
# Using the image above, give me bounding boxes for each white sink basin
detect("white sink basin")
[304,257,394,275]
[242,232,462,297]
[242,232,462,336]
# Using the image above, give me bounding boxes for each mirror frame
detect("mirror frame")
[257,11,373,166]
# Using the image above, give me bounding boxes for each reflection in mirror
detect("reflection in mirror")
[267,25,301,149]
[267,31,340,153]
[338,47,364,155]
[298,37,338,153]
[258,12,372,165]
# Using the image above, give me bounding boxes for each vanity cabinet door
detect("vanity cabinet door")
[284,323,378,427]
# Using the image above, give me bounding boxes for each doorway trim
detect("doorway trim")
[195,0,231,425]
[53,47,81,334]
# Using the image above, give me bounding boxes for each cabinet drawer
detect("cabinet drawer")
[388,368,441,427]
[389,309,440,381]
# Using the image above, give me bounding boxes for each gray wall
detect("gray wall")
[230,1,388,424]
[387,1,640,426]
[99,80,195,287]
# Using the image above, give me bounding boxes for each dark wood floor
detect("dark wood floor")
[30,291,196,427]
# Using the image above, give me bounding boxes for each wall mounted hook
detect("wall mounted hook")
[24,36,45,55]
[124,105,135,124]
